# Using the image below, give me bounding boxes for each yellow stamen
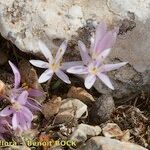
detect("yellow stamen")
[90,67,98,74]
[89,66,103,75]
[22,82,29,90]
[12,102,22,112]
[49,63,60,71]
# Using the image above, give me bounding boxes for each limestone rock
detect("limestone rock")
[94,62,145,98]
[78,136,148,150]
[0,0,110,55]
[59,98,88,119]
[108,0,150,22]
[102,123,130,142]
[0,0,150,94]
[54,98,87,125]
[111,20,150,73]
[0,0,150,73]
[42,97,62,120]
[70,124,101,144]
[67,86,95,105]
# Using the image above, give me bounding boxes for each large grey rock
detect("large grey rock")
[108,0,150,23]
[0,0,111,54]
[111,20,150,73]
[0,1,150,69]
[94,63,145,98]
[78,136,148,150]
[0,0,150,97]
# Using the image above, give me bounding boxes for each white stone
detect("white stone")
[78,136,148,150]
[60,98,88,119]
[1,0,149,54]
[70,124,101,143]
[0,0,150,73]
[108,0,150,22]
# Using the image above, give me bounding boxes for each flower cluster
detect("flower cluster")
[30,23,127,90]
[0,22,128,138]
[67,23,127,89]
[30,40,82,84]
[0,61,42,136]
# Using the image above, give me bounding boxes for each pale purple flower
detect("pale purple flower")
[67,23,127,89]
[68,58,127,89]
[90,22,119,61]
[9,61,42,97]
[0,91,33,131]
[8,61,42,111]
[30,40,81,84]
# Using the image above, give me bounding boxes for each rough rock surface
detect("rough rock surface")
[53,98,88,125]
[0,0,150,96]
[0,0,113,54]
[89,95,115,124]
[70,123,101,144]
[77,136,148,150]
[67,86,95,105]
[0,0,150,72]
[111,20,150,73]
[94,63,145,98]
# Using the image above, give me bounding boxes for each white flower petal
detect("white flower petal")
[12,113,18,130]
[21,113,32,130]
[55,40,68,63]
[0,106,13,116]
[55,70,71,84]
[93,22,107,52]
[96,30,118,54]
[97,73,114,90]
[17,113,26,130]
[29,60,49,68]
[96,48,111,61]
[38,40,53,62]
[78,40,91,65]
[88,60,101,70]
[22,106,33,121]
[90,35,95,51]
[61,61,83,70]
[9,61,21,88]
[38,69,53,83]
[17,91,28,105]
[103,62,128,72]
[84,74,96,89]
[67,66,88,74]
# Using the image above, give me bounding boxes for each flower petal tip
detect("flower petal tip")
[121,62,128,66]
[29,60,33,64]
[110,86,115,90]
[67,80,71,84]
[68,80,71,84]
[66,68,74,74]
[38,79,44,84]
